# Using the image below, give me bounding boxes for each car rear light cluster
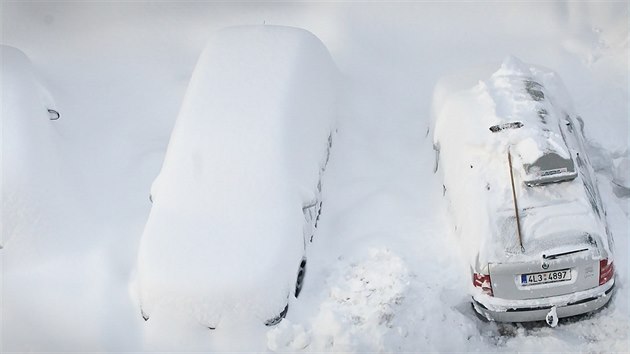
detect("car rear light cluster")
[599,259,614,286]
[473,273,493,296]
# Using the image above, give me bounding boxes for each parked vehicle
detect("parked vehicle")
[431,57,615,325]
[1,45,60,249]
[136,25,337,328]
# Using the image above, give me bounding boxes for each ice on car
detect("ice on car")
[135,25,337,328]
[431,56,615,324]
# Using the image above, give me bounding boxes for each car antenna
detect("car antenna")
[508,148,525,253]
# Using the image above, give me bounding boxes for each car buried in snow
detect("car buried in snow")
[136,25,337,328]
[1,45,61,249]
[431,57,615,325]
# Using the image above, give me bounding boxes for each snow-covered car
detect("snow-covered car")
[136,25,337,328]
[1,45,60,249]
[431,57,615,324]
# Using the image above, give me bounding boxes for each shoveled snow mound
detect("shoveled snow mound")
[267,248,411,352]
[136,25,337,327]
[432,56,609,268]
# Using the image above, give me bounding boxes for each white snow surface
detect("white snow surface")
[1,2,628,352]
[136,25,337,326]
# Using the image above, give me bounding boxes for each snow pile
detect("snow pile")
[267,248,410,352]
[580,138,629,198]
[266,320,311,351]
[136,25,337,327]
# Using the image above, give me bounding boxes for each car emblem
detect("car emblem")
[542,262,550,270]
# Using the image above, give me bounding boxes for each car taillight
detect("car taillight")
[599,259,614,286]
[473,273,493,296]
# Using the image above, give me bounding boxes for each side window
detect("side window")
[302,200,319,244]
[433,143,440,173]
[558,115,577,152]
[565,118,573,133]
[303,201,317,223]
[303,131,333,245]
[576,116,586,134]
[570,115,590,158]
[568,115,608,221]
[583,179,601,218]
[576,154,601,218]
[303,132,333,244]
[324,133,333,168]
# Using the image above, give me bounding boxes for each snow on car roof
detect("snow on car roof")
[137,25,337,323]
[433,57,607,267]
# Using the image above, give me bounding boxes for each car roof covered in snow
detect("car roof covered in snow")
[432,57,608,267]
[137,25,337,324]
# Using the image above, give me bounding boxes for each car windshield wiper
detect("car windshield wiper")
[543,248,589,260]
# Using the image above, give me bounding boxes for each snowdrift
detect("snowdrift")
[136,25,337,327]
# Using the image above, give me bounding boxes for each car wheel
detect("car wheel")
[295,258,307,297]
[265,303,289,326]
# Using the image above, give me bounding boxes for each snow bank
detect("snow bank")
[136,25,337,327]
[432,56,610,268]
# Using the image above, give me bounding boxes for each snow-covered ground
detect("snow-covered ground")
[1,2,628,352]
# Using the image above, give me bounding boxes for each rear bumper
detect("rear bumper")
[472,279,615,322]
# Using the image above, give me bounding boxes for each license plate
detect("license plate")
[521,269,571,286]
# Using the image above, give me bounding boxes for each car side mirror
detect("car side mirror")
[48,109,60,120]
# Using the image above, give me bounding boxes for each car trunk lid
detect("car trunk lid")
[489,234,601,300]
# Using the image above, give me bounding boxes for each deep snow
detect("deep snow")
[1,1,628,352]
